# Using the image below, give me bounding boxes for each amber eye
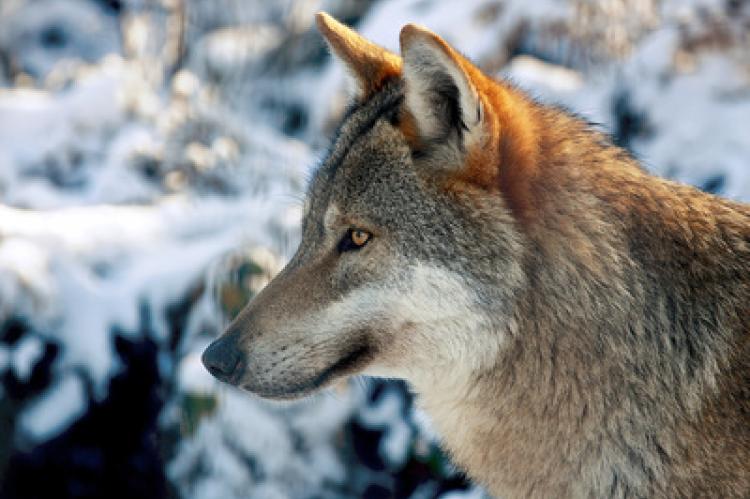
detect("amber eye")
[338,228,372,253]
[352,229,370,246]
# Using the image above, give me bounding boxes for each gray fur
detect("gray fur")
[203,30,750,498]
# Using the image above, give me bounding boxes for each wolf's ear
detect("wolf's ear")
[399,24,484,148]
[316,12,402,100]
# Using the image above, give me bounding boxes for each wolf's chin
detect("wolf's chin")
[242,343,374,400]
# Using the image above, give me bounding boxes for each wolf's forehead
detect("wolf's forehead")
[310,81,405,197]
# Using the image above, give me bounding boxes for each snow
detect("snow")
[0,195,301,388]
[0,237,54,319]
[0,0,748,497]
[168,386,355,498]
[440,486,492,499]
[506,55,585,93]
[625,53,750,200]
[177,349,218,394]
[0,14,307,449]
[19,372,87,442]
[0,0,120,79]
[11,334,44,381]
[358,384,413,468]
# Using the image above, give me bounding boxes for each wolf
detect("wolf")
[203,12,750,498]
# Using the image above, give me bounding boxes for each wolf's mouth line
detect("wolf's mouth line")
[247,343,373,398]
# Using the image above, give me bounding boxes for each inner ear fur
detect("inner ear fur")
[398,23,541,223]
[399,24,485,148]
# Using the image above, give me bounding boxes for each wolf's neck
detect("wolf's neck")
[413,192,750,498]
[411,315,670,498]
[411,361,584,497]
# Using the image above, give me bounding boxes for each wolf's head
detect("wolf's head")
[203,13,536,399]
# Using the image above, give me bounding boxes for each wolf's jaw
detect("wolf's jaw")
[243,343,374,400]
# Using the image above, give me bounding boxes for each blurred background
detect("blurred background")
[0,0,748,498]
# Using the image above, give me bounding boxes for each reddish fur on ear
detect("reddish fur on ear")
[399,24,540,222]
[484,82,541,224]
[316,12,402,99]
[318,16,541,222]
[462,87,541,224]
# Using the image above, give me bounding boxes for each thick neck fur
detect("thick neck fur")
[414,104,750,498]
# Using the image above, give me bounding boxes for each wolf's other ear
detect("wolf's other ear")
[316,12,402,100]
[399,24,484,147]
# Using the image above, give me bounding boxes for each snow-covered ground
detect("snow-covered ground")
[0,0,748,497]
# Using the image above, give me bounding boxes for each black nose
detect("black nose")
[202,336,242,383]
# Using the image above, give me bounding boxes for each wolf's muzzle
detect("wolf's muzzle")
[202,334,243,384]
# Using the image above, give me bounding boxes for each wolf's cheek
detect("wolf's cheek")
[361,264,504,383]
